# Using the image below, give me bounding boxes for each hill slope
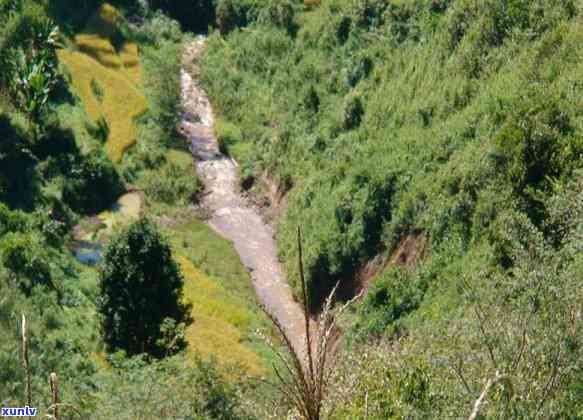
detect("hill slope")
[200,0,583,416]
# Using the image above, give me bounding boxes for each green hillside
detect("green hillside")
[1,0,583,418]
[0,1,269,417]
[200,0,583,417]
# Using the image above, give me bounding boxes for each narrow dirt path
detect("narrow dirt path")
[181,39,306,353]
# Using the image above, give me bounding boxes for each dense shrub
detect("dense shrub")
[492,92,572,192]
[0,1,48,82]
[124,10,183,45]
[98,218,190,357]
[120,121,167,181]
[0,203,28,235]
[215,118,242,155]
[142,39,182,134]
[257,0,296,34]
[354,267,429,338]
[63,149,125,214]
[91,355,253,419]
[0,231,53,294]
[280,167,394,309]
[140,160,203,205]
[201,0,583,319]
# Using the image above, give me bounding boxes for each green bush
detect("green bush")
[1,2,59,124]
[98,217,191,357]
[140,160,203,205]
[120,120,167,181]
[142,39,182,135]
[257,0,296,34]
[124,10,183,45]
[215,118,242,155]
[492,93,572,192]
[0,231,53,294]
[0,202,28,236]
[63,149,125,214]
[0,1,48,82]
[354,267,429,338]
[280,166,394,309]
[91,355,253,419]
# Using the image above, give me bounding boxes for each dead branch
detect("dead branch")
[22,313,31,407]
[468,371,504,420]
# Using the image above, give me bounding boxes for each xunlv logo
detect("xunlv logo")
[1,406,37,417]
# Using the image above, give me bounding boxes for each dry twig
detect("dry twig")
[22,314,32,407]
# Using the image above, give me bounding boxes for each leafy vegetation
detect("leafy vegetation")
[201,0,583,306]
[98,217,190,357]
[2,0,583,418]
[200,0,583,416]
[0,1,267,418]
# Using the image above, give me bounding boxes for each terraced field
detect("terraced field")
[58,3,147,162]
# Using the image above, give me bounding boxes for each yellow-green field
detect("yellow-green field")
[177,256,266,376]
[58,3,147,163]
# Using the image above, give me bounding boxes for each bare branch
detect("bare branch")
[298,227,315,384]
[22,313,31,407]
[49,372,59,420]
[468,371,504,420]
[260,225,361,420]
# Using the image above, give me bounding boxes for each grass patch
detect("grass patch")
[168,220,254,295]
[177,256,266,376]
[58,3,148,163]
[164,218,275,374]
[166,149,193,166]
[214,117,254,163]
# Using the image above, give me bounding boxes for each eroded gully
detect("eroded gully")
[181,39,306,353]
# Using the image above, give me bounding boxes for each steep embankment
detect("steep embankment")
[181,39,306,352]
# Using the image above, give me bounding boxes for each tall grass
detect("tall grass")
[200,0,583,313]
[263,227,359,420]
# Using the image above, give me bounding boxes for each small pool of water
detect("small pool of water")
[73,241,103,266]
[72,191,143,266]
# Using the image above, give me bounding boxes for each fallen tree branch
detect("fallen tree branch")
[468,370,504,420]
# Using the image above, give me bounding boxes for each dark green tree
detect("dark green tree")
[0,114,40,209]
[62,148,125,214]
[98,218,190,357]
[148,0,216,33]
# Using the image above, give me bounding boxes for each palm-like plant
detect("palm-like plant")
[7,20,59,125]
